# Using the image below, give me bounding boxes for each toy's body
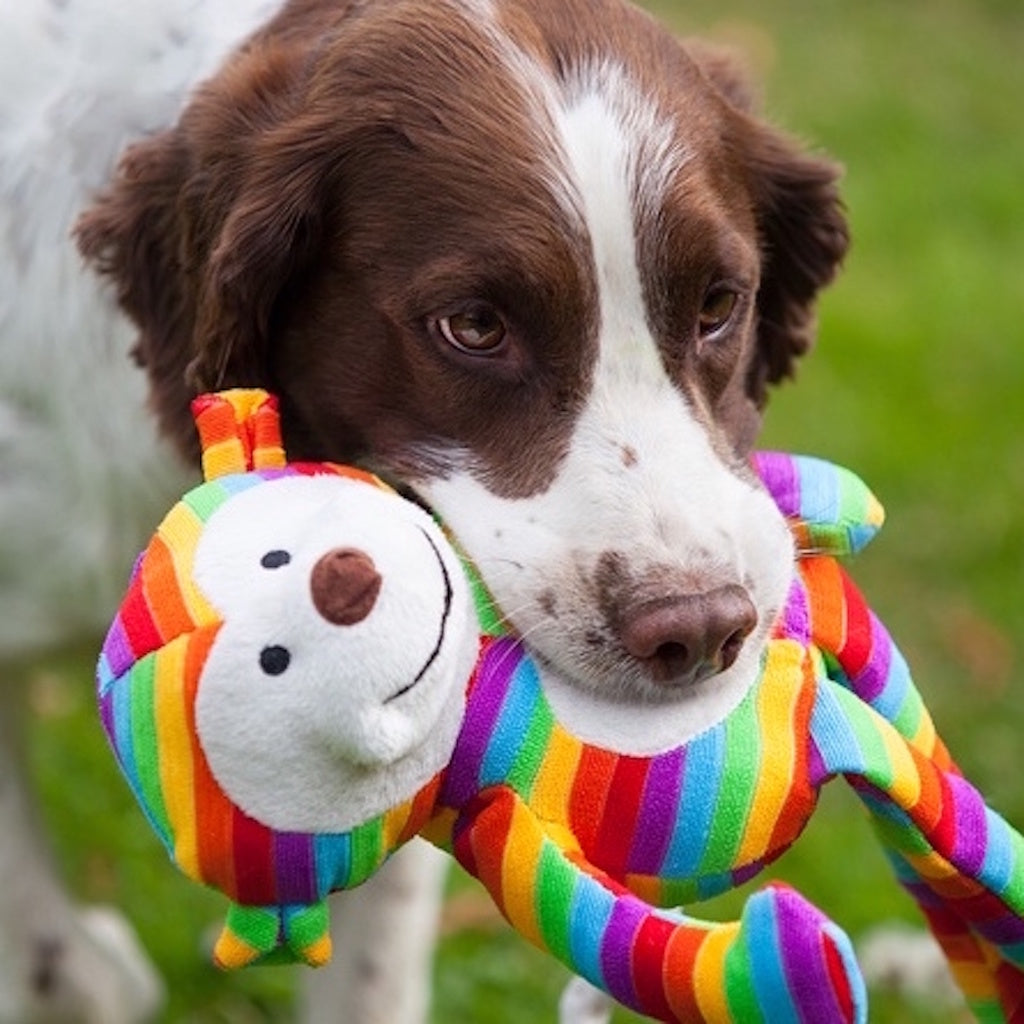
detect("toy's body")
[99,391,1024,1022]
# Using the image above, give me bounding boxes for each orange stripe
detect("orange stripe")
[664,924,707,1021]
[181,626,237,897]
[800,557,846,654]
[142,535,195,641]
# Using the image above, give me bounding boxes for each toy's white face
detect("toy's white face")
[192,474,476,834]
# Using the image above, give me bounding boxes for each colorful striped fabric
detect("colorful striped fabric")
[98,392,1024,1022]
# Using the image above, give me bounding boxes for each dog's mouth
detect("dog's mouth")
[384,525,455,703]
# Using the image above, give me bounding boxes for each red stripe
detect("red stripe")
[631,914,677,1021]
[824,929,856,1022]
[569,746,620,859]
[231,805,278,905]
[119,572,164,659]
[838,568,872,678]
[596,756,651,877]
[454,791,516,918]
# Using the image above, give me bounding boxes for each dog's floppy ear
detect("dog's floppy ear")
[689,42,849,405]
[75,128,200,455]
[744,126,849,404]
[75,42,334,460]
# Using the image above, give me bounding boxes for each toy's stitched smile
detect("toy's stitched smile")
[385,527,455,704]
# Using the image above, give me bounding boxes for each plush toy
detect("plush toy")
[97,390,1024,1023]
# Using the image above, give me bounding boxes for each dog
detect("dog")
[2,0,847,1019]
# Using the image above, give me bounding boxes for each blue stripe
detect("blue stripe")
[314,832,352,890]
[662,724,725,877]
[747,892,799,1022]
[567,873,615,990]
[479,658,542,787]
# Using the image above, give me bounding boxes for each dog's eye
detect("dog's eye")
[698,289,738,339]
[436,307,506,354]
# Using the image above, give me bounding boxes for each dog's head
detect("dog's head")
[78,0,847,730]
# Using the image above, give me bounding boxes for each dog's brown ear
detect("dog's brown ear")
[745,127,849,405]
[75,129,201,456]
[75,42,334,459]
[688,40,849,405]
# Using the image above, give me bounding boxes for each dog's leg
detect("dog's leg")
[559,977,613,1024]
[0,673,163,1024]
[299,838,448,1024]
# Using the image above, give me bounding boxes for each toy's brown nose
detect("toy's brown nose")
[310,548,382,626]
[617,584,757,686]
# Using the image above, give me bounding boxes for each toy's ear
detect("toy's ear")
[191,389,287,480]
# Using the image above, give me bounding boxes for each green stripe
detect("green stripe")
[130,656,171,846]
[182,481,233,524]
[723,925,763,1023]
[348,819,384,885]
[534,839,576,965]
[507,699,555,798]
[699,699,759,875]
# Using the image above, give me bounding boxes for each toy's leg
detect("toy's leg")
[298,839,448,1024]
[818,684,1024,1020]
[0,674,163,1023]
[454,787,865,1023]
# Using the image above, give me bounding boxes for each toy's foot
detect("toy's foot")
[737,885,867,1024]
[213,901,331,968]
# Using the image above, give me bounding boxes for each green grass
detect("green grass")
[25,1,1024,1020]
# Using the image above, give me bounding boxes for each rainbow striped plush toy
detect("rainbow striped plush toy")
[98,389,1024,1023]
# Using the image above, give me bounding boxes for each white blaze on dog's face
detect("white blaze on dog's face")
[417,59,794,745]
[78,0,847,750]
[191,475,476,834]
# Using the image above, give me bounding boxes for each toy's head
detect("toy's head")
[98,391,477,852]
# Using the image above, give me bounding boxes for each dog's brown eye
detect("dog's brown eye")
[698,289,738,339]
[437,307,506,354]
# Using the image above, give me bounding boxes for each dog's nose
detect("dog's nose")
[310,547,382,626]
[617,584,757,686]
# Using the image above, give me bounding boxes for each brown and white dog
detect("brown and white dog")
[1,0,846,1019]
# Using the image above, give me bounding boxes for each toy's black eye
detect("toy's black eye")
[260,645,291,676]
[261,550,291,569]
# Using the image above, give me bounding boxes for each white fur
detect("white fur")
[0,0,279,656]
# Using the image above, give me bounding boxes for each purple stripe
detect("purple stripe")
[102,615,136,679]
[627,746,684,874]
[948,774,990,877]
[775,891,845,1023]
[850,612,892,703]
[599,897,645,1007]
[274,832,318,904]
[99,689,116,745]
[975,911,1024,945]
[754,451,800,518]
[781,577,811,645]
[440,637,518,807]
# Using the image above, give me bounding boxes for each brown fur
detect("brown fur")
[76,0,848,486]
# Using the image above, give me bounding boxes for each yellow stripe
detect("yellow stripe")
[530,725,582,825]
[736,652,801,864]
[154,638,199,879]
[693,922,740,1020]
[501,800,544,948]
[157,504,217,625]
[877,717,921,810]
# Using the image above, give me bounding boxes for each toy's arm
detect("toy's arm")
[814,682,1024,1022]
[796,555,954,769]
[452,786,865,1023]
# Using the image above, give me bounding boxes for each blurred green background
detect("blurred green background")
[26,0,1022,1020]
